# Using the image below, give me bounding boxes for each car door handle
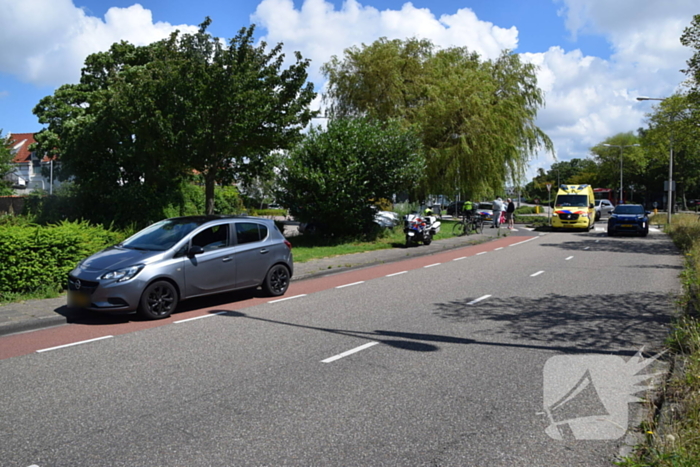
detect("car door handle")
[222,257,232,262]
[260,249,269,254]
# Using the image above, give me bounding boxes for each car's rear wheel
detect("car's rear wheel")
[262,264,290,297]
[138,280,178,320]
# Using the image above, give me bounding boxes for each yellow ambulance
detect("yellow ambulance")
[551,184,595,231]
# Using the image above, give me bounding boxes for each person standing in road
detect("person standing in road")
[492,196,504,228]
[505,198,515,230]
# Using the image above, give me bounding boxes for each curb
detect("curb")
[0,314,69,337]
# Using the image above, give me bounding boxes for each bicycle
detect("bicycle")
[452,212,484,236]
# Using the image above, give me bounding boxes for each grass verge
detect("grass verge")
[288,219,467,263]
[617,213,700,466]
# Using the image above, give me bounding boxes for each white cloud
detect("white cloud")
[523,0,696,180]
[0,0,197,86]
[252,0,518,83]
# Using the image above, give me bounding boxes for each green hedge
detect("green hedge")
[0,220,126,296]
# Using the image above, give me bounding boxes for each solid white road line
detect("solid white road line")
[322,342,379,363]
[37,335,113,353]
[467,295,491,305]
[565,256,574,260]
[174,312,228,324]
[386,271,407,277]
[336,281,365,289]
[268,294,307,304]
[424,263,441,268]
[530,271,545,277]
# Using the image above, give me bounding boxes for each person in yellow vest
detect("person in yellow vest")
[463,200,474,220]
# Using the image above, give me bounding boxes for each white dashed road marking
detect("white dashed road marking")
[530,271,545,277]
[37,336,113,353]
[322,342,379,363]
[386,271,407,277]
[268,294,307,304]
[336,281,364,289]
[467,295,492,305]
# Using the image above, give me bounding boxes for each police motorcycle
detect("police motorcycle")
[404,208,441,247]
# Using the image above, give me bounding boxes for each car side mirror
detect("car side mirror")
[589,203,594,209]
[187,245,205,257]
[646,211,652,215]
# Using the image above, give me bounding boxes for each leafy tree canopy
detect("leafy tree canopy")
[33,19,316,226]
[322,38,553,201]
[0,130,14,195]
[278,118,425,238]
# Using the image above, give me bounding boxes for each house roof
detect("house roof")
[7,133,54,163]
[8,133,37,164]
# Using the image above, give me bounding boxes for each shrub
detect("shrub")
[0,220,126,297]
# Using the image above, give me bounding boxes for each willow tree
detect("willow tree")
[322,38,553,201]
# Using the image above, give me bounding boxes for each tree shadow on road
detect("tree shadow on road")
[432,291,675,355]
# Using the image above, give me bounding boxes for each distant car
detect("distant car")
[68,216,293,319]
[374,210,400,228]
[594,199,615,221]
[607,204,650,237]
[476,202,494,222]
[446,201,462,216]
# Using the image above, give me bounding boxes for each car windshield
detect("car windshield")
[478,203,493,210]
[121,218,209,251]
[595,200,602,206]
[555,195,588,207]
[614,205,645,215]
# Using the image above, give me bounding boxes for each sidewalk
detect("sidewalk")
[0,226,513,337]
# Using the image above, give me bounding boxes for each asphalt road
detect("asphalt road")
[0,225,680,466]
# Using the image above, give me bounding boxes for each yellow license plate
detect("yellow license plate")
[68,291,90,308]
[621,224,634,227]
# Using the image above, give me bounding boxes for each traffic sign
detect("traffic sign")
[546,183,552,192]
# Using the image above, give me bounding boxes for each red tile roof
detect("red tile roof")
[8,133,37,164]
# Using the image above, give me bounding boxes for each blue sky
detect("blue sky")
[0,0,696,179]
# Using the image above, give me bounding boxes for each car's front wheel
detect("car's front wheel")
[262,264,291,297]
[138,280,178,320]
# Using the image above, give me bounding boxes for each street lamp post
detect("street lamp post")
[602,143,639,204]
[637,96,673,224]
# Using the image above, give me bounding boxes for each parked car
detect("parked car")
[374,210,401,228]
[446,201,462,216]
[594,199,615,221]
[68,216,293,319]
[475,202,494,222]
[607,204,650,237]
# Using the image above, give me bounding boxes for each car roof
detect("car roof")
[164,215,272,225]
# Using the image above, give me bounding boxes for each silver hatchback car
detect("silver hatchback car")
[68,216,293,319]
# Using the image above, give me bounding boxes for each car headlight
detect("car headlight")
[552,212,558,217]
[100,264,145,282]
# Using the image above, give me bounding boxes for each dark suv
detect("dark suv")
[607,204,650,237]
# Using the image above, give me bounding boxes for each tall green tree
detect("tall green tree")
[0,130,14,195]
[33,19,316,226]
[321,38,553,201]
[589,132,646,200]
[278,118,425,238]
[640,95,700,205]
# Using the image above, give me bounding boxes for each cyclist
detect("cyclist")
[462,199,475,221]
